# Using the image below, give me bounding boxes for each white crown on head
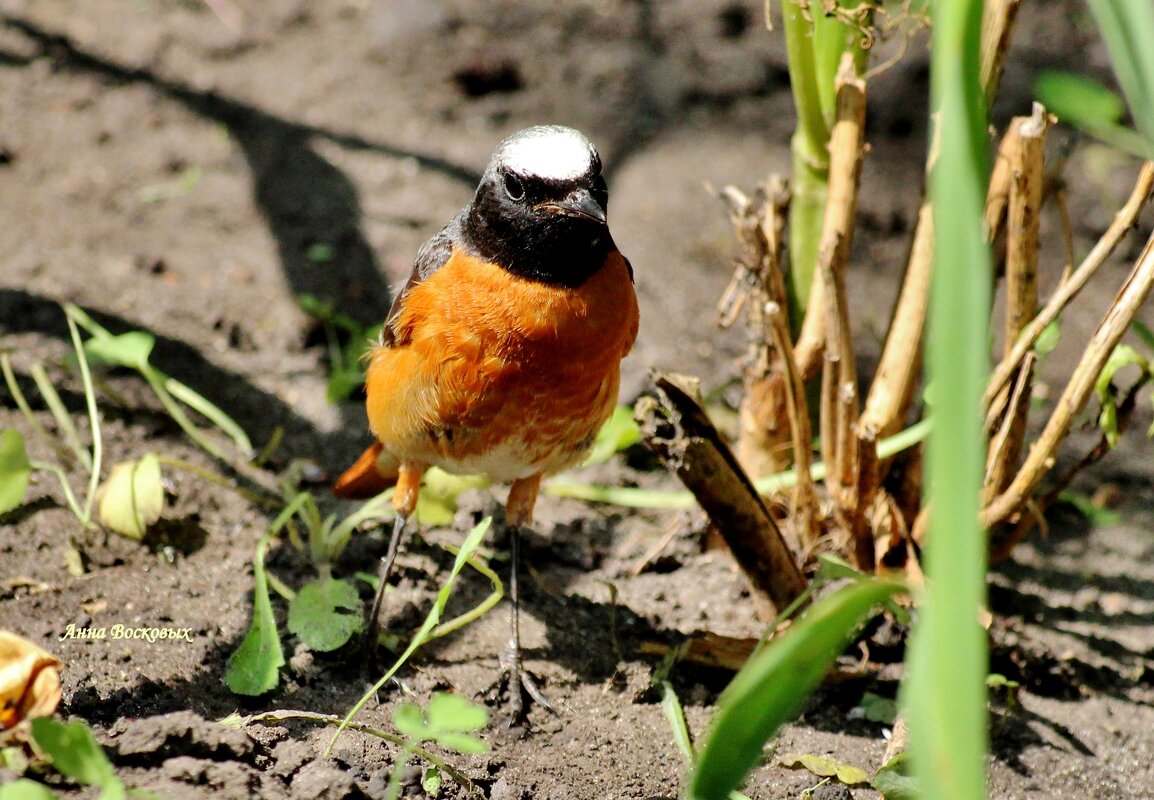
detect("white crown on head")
[493,126,598,181]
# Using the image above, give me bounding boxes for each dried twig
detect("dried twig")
[857,0,1020,444]
[637,372,808,618]
[984,161,1154,412]
[814,56,871,568]
[982,230,1154,529]
[984,106,1048,501]
[979,0,1023,107]
[720,182,798,479]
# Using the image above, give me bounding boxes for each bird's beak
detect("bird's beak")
[536,188,607,224]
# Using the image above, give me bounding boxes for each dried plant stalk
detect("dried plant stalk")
[979,0,1023,107]
[857,0,1020,445]
[984,106,1047,502]
[720,182,798,480]
[637,372,808,617]
[984,161,1154,413]
[811,56,871,567]
[858,202,932,440]
[766,298,820,546]
[982,230,1154,529]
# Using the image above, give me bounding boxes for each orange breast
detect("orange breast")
[364,249,638,482]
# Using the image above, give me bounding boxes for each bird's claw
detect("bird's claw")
[494,637,554,730]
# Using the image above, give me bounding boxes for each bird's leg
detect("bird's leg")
[500,474,553,726]
[363,462,424,658]
[363,512,407,655]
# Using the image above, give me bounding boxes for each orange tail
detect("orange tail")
[333,442,400,499]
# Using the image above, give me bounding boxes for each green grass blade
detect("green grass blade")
[660,681,695,763]
[904,0,991,797]
[1,355,66,466]
[166,378,254,457]
[29,362,91,471]
[688,578,904,800]
[1086,0,1154,144]
[64,311,101,528]
[329,517,494,755]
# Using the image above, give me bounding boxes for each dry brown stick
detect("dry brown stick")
[982,118,1031,423]
[818,56,868,480]
[811,56,870,566]
[858,200,933,442]
[985,120,1015,250]
[984,161,1154,412]
[765,297,820,546]
[983,353,1035,504]
[984,107,1047,502]
[982,230,1154,529]
[793,273,827,381]
[720,182,799,480]
[1057,189,1076,285]
[991,375,1146,561]
[637,372,808,618]
[1003,106,1046,351]
[857,0,1021,445]
[980,0,1023,108]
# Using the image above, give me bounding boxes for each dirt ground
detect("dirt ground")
[2,0,1154,798]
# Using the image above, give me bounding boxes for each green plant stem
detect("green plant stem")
[1,355,74,469]
[154,455,280,509]
[242,710,483,798]
[28,459,90,527]
[783,0,832,328]
[329,519,492,757]
[326,491,396,557]
[780,0,872,331]
[546,417,932,509]
[385,742,415,800]
[65,312,101,527]
[140,366,231,462]
[428,551,502,640]
[166,377,253,456]
[29,362,91,471]
[265,571,296,602]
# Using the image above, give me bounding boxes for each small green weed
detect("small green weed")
[0,717,153,800]
[298,294,382,403]
[387,693,488,800]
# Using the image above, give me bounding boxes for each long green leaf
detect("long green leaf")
[30,718,126,800]
[223,494,306,696]
[688,578,904,800]
[1086,0,1154,145]
[905,0,991,797]
[0,429,32,514]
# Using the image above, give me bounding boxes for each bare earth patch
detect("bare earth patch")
[2,1,1153,797]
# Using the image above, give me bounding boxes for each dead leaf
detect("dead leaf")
[0,631,62,729]
[779,752,870,786]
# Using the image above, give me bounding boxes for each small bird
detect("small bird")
[334,125,639,721]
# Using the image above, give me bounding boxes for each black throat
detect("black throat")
[461,187,612,289]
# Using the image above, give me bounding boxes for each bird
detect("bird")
[334,125,639,722]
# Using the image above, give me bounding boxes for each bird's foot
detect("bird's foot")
[492,638,554,732]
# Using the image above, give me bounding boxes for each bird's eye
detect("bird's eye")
[504,173,525,201]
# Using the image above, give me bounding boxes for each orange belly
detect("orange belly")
[364,249,638,483]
